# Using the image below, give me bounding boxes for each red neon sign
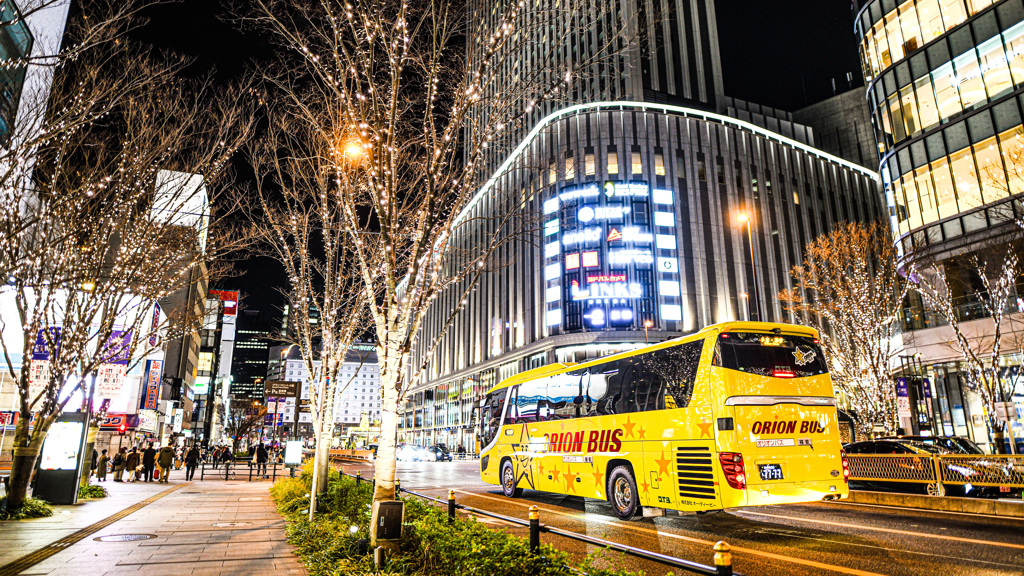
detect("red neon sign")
[586,273,627,283]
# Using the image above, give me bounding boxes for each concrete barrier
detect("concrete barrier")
[848,490,1024,518]
[329,449,374,462]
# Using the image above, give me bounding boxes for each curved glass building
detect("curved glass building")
[855,0,1024,260]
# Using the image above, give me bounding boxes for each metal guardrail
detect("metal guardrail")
[195,461,289,481]
[846,454,1024,495]
[337,470,741,576]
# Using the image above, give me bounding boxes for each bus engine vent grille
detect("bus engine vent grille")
[676,446,716,500]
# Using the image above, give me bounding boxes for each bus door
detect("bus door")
[711,331,842,495]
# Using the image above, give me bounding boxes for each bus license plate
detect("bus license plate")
[759,464,784,481]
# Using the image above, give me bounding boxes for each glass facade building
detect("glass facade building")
[0,1,32,144]
[855,0,1024,257]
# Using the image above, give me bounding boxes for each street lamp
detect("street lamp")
[643,319,653,344]
[736,213,763,321]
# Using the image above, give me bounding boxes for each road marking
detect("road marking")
[452,490,885,576]
[831,500,1024,522]
[735,510,1024,550]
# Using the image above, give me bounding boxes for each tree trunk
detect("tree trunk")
[308,424,332,521]
[6,429,45,510]
[373,373,400,502]
[79,423,99,488]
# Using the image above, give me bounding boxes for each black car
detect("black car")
[845,439,1017,497]
[878,435,984,455]
[426,445,451,462]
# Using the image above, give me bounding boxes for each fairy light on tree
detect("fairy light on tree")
[0,2,254,511]
[244,0,630,536]
[779,222,911,435]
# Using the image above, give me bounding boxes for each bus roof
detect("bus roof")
[485,321,819,395]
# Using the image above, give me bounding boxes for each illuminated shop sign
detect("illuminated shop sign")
[578,205,630,223]
[586,273,626,283]
[564,251,600,270]
[652,189,674,204]
[607,226,652,243]
[559,184,600,202]
[570,280,642,301]
[544,219,559,236]
[608,248,653,265]
[584,307,634,328]
[603,182,649,198]
[562,227,601,246]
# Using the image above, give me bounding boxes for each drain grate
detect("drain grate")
[93,534,156,542]
[212,522,251,527]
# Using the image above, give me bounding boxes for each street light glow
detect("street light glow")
[342,140,365,161]
[736,213,749,223]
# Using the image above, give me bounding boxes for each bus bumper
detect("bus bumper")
[740,480,849,507]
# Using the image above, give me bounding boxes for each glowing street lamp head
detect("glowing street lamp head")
[736,213,749,223]
[342,140,365,161]
[643,319,653,328]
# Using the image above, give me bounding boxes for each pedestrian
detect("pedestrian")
[96,450,109,482]
[90,449,98,479]
[156,443,175,483]
[256,443,269,478]
[142,442,157,482]
[211,447,222,470]
[125,448,141,482]
[184,444,200,481]
[112,448,126,482]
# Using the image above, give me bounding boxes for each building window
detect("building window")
[0,2,32,145]
[654,152,665,176]
[631,145,642,174]
[565,153,575,180]
[607,147,619,174]
[584,152,596,176]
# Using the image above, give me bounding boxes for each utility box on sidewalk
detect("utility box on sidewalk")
[370,500,404,547]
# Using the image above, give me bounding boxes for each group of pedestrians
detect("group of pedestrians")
[90,442,179,483]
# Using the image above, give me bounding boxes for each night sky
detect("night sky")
[133,0,864,323]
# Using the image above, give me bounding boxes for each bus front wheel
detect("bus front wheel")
[608,466,639,519]
[501,460,523,497]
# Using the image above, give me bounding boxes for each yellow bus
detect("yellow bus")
[478,321,850,519]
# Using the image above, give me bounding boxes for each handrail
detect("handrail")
[339,470,742,576]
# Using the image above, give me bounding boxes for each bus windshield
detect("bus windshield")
[715,332,827,378]
[478,389,506,448]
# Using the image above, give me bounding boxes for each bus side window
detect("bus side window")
[635,341,704,410]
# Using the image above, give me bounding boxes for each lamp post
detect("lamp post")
[643,319,653,344]
[736,213,763,321]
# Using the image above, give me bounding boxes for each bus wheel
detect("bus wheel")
[501,460,523,497]
[608,466,639,519]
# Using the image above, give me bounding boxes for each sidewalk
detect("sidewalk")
[0,476,306,576]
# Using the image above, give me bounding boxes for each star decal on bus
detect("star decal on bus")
[591,469,604,488]
[551,467,561,482]
[564,470,578,493]
[511,423,536,490]
[697,418,713,438]
[639,478,650,494]
[637,426,647,440]
[654,451,671,480]
[622,417,637,438]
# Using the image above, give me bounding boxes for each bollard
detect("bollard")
[356,470,362,485]
[447,490,456,523]
[374,545,385,569]
[713,541,732,576]
[528,506,540,553]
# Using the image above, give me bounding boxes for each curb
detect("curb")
[849,490,1024,518]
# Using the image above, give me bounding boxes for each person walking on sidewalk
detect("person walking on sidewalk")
[96,450,109,482]
[142,443,157,482]
[112,448,126,482]
[156,444,175,483]
[256,443,269,478]
[125,448,140,482]
[184,445,200,481]
[89,449,98,479]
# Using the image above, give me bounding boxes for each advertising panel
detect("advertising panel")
[142,359,163,410]
[284,440,303,465]
[39,421,84,470]
[98,413,140,430]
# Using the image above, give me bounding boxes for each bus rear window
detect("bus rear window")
[715,332,827,378]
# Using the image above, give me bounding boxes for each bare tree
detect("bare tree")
[913,250,1022,452]
[218,399,268,452]
[244,0,629,528]
[779,222,911,435]
[0,18,254,508]
[247,112,371,520]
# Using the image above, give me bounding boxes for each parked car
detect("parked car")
[879,435,984,455]
[844,439,1019,497]
[426,445,451,462]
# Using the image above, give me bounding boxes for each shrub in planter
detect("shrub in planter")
[0,496,54,520]
[78,484,108,499]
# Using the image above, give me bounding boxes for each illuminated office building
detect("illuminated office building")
[399,1,884,449]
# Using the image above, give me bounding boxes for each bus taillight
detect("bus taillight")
[841,451,850,483]
[719,452,746,490]
[772,370,796,378]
